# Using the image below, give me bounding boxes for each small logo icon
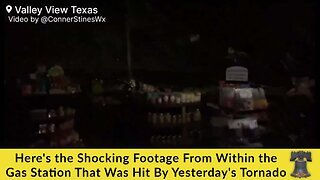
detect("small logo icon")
[290,151,311,178]
[6,5,12,13]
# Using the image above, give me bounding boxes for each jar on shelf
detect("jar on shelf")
[181,93,187,103]
[176,96,181,104]
[193,109,201,122]
[48,110,57,119]
[169,95,175,104]
[49,124,55,133]
[165,113,171,125]
[177,115,183,124]
[195,92,201,102]
[159,113,164,125]
[152,113,158,125]
[163,95,169,103]
[38,124,47,134]
[172,115,177,125]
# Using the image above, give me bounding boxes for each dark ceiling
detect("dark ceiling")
[4,0,315,85]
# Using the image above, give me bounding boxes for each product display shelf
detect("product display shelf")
[32,115,75,124]
[143,95,203,148]
[21,93,84,147]
[213,83,269,147]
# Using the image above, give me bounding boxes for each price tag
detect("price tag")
[226,66,248,81]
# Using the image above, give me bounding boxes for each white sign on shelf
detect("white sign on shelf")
[226,66,248,81]
[228,117,258,129]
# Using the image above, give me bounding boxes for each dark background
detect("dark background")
[4,0,315,86]
[2,0,317,148]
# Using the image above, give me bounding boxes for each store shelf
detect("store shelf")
[22,93,82,97]
[146,102,201,109]
[32,116,75,124]
[222,108,267,114]
[21,93,83,108]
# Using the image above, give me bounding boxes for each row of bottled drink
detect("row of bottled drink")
[147,109,201,126]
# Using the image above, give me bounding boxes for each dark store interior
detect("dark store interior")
[4,0,316,148]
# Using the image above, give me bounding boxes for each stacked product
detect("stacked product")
[144,90,202,147]
[146,92,201,105]
[21,65,81,96]
[147,109,201,127]
[210,82,269,147]
[31,106,82,147]
[47,65,81,94]
[149,129,202,147]
[219,83,268,111]
[22,65,83,147]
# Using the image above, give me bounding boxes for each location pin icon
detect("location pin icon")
[6,5,12,13]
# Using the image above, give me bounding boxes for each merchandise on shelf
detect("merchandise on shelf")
[148,109,201,127]
[219,83,268,111]
[227,117,258,130]
[252,88,268,110]
[150,135,183,146]
[149,128,202,147]
[146,91,201,105]
[31,106,80,147]
[35,107,76,134]
[139,82,158,92]
[21,65,81,95]
[48,65,81,94]
[234,88,255,111]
